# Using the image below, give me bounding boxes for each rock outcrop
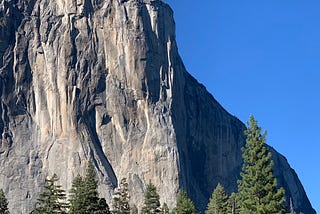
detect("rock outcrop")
[0,0,315,213]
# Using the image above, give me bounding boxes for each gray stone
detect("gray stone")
[0,0,315,213]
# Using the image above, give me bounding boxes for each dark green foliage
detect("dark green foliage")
[69,160,110,214]
[0,189,9,214]
[205,183,229,214]
[33,174,69,214]
[96,198,111,214]
[141,182,161,214]
[161,203,169,214]
[112,178,130,214]
[69,174,85,213]
[237,116,286,214]
[171,189,196,214]
[84,160,100,212]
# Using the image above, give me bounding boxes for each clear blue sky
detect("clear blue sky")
[165,0,319,212]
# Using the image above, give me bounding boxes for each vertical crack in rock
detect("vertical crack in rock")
[0,0,315,213]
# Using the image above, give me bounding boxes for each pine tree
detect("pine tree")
[229,192,238,214]
[237,116,286,214]
[33,174,69,214]
[161,203,169,214]
[84,160,100,212]
[69,161,110,214]
[130,205,138,214]
[0,189,9,214]
[96,198,111,214]
[205,183,229,214]
[69,174,85,213]
[171,189,196,214]
[112,178,130,214]
[141,182,161,214]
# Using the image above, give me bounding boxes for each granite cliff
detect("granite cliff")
[0,0,315,213]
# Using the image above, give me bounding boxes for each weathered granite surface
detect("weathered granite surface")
[0,0,315,213]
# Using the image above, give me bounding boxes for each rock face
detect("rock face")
[0,0,315,213]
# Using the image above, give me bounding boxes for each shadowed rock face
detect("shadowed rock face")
[0,0,315,213]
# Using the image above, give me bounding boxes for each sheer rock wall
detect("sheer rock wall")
[0,0,315,213]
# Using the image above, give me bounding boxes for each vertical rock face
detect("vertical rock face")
[0,0,315,213]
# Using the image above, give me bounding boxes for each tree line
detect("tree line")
[0,116,301,213]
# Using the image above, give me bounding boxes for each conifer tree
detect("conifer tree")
[205,183,229,214]
[83,160,101,212]
[161,203,169,214]
[237,116,286,214]
[69,174,85,213]
[0,189,9,214]
[33,174,69,214]
[229,192,238,214]
[141,182,161,214]
[171,189,196,214]
[69,160,110,213]
[96,198,111,214]
[112,178,130,214]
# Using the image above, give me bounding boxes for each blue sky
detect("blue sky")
[165,0,319,212]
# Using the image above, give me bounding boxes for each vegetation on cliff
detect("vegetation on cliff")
[26,116,290,214]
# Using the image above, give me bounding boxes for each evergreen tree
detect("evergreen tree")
[141,182,161,214]
[69,160,110,214]
[69,174,85,213]
[229,192,238,214]
[96,198,111,214]
[33,174,69,214]
[205,183,229,214]
[237,116,286,214]
[112,178,130,214]
[171,189,196,214]
[0,189,9,214]
[161,203,169,214]
[84,160,100,212]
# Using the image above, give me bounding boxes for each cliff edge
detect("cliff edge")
[0,0,315,213]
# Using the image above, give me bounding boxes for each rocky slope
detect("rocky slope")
[0,0,315,213]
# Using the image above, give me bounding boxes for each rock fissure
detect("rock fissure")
[0,0,315,213]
